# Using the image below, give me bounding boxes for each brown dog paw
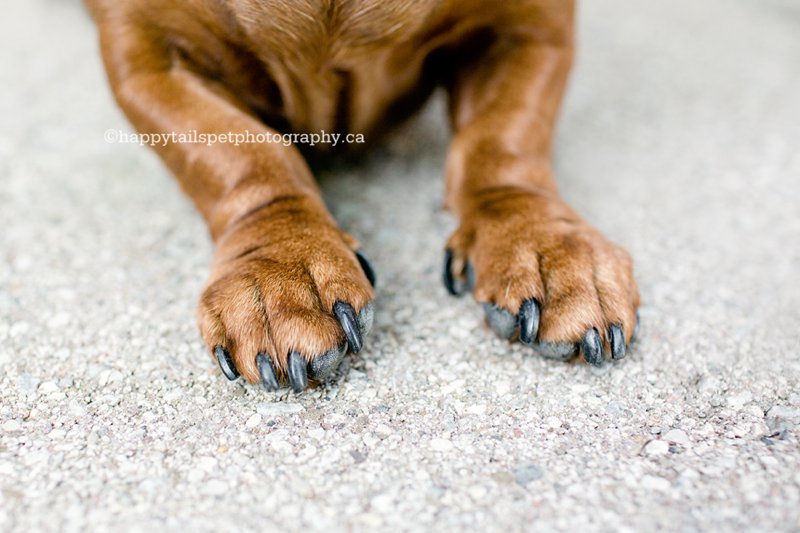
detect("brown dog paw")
[444,187,640,366]
[198,205,375,391]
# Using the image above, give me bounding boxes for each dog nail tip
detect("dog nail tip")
[443,249,459,296]
[443,249,472,296]
[610,325,626,360]
[256,353,279,391]
[214,346,239,381]
[581,328,603,367]
[355,250,376,288]
[334,301,362,353]
[518,299,541,345]
[633,311,641,342]
[287,351,308,392]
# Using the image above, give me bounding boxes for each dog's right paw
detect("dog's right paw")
[198,213,375,392]
[443,188,640,365]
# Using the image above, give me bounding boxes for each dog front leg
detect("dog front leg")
[94,18,374,390]
[442,5,640,364]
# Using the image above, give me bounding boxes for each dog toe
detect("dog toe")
[357,302,374,337]
[482,303,518,340]
[308,342,347,380]
[532,340,577,361]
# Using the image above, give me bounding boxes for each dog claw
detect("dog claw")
[308,302,372,381]
[483,303,518,340]
[355,250,376,288]
[518,299,540,346]
[633,311,641,342]
[443,249,460,296]
[309,343,347,380]
[582,328,603,366]
[609,324,626,360]
[334,301,362,353]
[214,346,239,380]
[443,249,473,296]
[256,353,279,391]
[287,351,308,392]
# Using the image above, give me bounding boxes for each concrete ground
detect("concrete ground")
[1,0,799,531]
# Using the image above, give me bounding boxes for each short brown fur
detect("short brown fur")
[87,0,639,383]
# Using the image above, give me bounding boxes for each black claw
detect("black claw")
[483,303,518,340]
[287,351,308,392]
[633,312,641,342]
[518,299,541,346]
[333,301,363,353]
[256,353,279,391]
[443,249,473,296]
[443,249,460,296]
[609,325,626,360]
[214,346,239,381]
[355,250,376,288]
[581,328,603,367]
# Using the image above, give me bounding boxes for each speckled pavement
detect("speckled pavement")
[1,0,799,531]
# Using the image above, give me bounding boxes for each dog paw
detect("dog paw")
[444,188,640,365]
[198,211,375,391]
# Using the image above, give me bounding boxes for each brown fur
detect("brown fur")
[86,0,639,383]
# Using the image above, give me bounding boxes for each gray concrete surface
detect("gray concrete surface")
[1,0,799,531]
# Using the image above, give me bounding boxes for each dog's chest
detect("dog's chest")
[232,0,435,55]
[229,0,442,133]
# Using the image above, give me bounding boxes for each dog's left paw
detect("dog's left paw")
[197,204,376,392]
[444,188,640,365]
